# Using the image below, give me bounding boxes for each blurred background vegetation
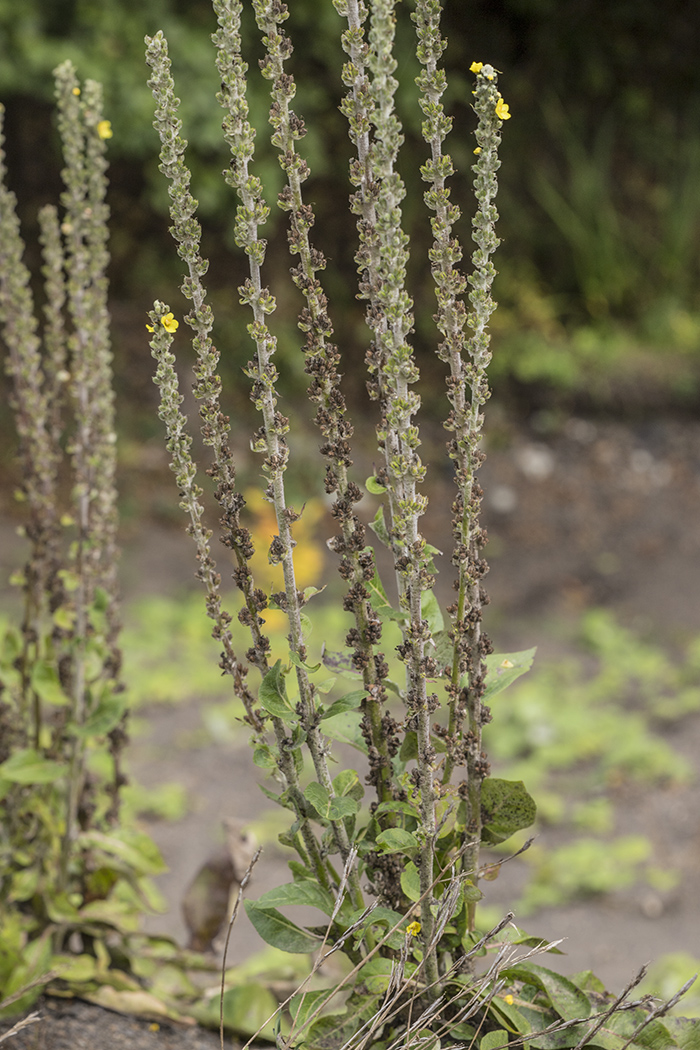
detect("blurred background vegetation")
[2,0,700,459]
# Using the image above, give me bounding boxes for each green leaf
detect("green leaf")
[399,731,418,762]
[321,690,367,721]
[482,648,537,703]
[320,649,357,675]
[289,987,340,1031]
[289,651,321,673]
[71,690,126,739]
[244,901,324,954]
[665,1018,700,1050]
[332,768,364,801]
[505,962,592,1021]
[52,605,77,631]
[368,506,392,549]
[51,953,98,983]
[0,748,65,785]
[322,710,367,753]
[79,828,167,876]
[365,475,387,495]
[401,861,421,902]
[421,589,444,634]
[480,778,537,845]
[376,828,419,854]
[328,796,359,821]
[304,993,382,1050]
[259,660,294,720]
[481,1029,511,1050]
[358,956,395,993]
[253,744,277,769]
[30,661,70,706]
[253,881,335,916]
[304,781,330,818]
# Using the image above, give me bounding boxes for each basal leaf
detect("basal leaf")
[289,987,340,1031]
[505,962,591,1021]
[481,1029,511,1050]
[244,901,324,954]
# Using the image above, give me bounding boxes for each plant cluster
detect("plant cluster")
[0,2,698,1047]
[0,63,181,1024]
[140,1,698,1046]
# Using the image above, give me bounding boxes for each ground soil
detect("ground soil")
[3,414,700,1047]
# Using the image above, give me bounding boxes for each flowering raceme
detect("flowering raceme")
[146,312,179,333]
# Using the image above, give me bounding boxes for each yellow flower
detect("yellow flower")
[96,120,113,140]
[406,921,421,937]
[470,61,483,74]
[473,147,482,155]
[146,324,154,333]
[72,87,80,97]
[495,97,511,121]
[161,312,179,333]
[504,994,514,1005]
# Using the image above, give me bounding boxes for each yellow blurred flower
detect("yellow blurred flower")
[96,120,113,140]
[470,62,483,74]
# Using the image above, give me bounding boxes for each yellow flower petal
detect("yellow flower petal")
[72,87,81,96]
[406,921,421,937]
[473,146,482,155]
[146,324,154,333]
[504,994,514,1005]
[96,120,113,140]
[161,313,179,333]
[495,98,511,120]
[470,61,483,74]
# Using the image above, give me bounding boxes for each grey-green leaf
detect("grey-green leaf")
[244,901,324,954]
[480,778,537,845]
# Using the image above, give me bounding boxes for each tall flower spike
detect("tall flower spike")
[212,0,362,902]
[340,0,440,992]
[442,60,508,928]
[145,31,264,732]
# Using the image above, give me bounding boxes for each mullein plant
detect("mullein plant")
[147,1,697,1047]
[148,0,529,993]
[0,63,170,1020]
